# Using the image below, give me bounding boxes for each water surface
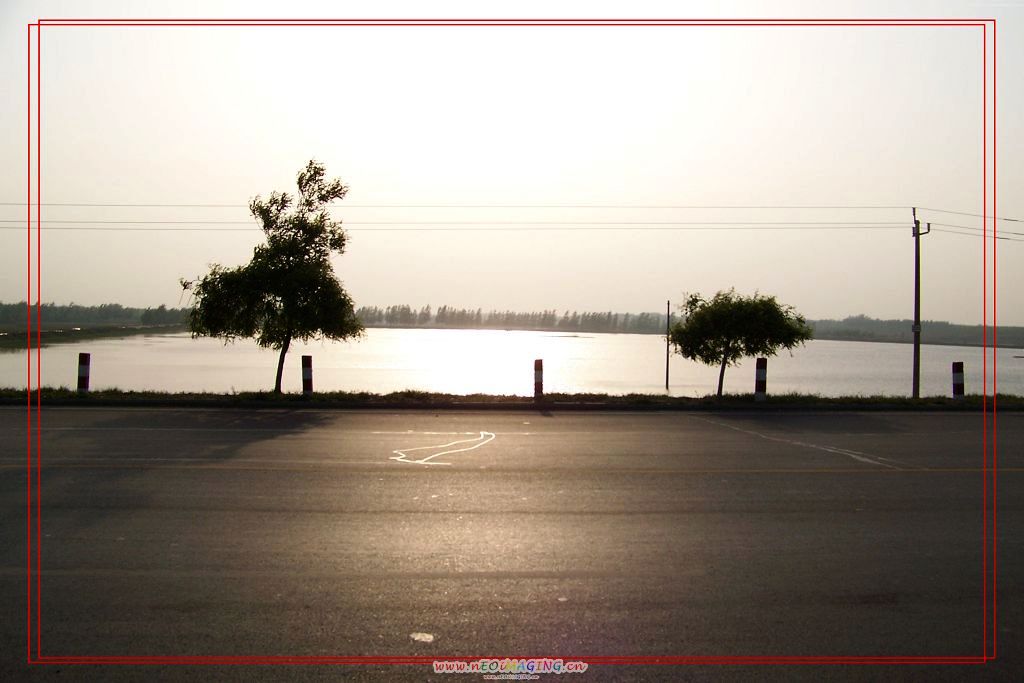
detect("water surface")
[2,328,1020,398]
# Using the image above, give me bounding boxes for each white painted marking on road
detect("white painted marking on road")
[390,431,496,466]
[692,417,911,470]
[410,632,435,643]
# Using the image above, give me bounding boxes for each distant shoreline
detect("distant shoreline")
[1,322,1019,352]
[359,324,1018,350]
[3,302,1023,350]
[0,323,187,351]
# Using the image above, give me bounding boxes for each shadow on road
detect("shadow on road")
[23,408,338,544]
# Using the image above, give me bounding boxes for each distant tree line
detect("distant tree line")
[808,315,1024,348]
[0,302,188,329]
[355,306,1024,347]
[2,302,1022,348]
[354,305,669,334]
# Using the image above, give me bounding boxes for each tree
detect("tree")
[141,304,187,325]
[669,289,812,398]
[181,160,364,393]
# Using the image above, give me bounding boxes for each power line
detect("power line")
[1,201,912,209]
[2,202,246,208]
[918,207,1021,223]
[0,226,908,232]
[4,201,1019,223]
[0,223,910,233]
[0,219,907,226]
[931,228,1024,242]
[931,222,1024,237]
[4,222,1019,240]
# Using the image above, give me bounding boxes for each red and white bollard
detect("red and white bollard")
[754,357,767,402]
[952,361,964,399]
[534,359,543,402]
[77,352,91,392]
[301,355,313,395]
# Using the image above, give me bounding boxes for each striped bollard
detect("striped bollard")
[534,359,543,402]
[754,357,767,402]
[952,361,964,399]
[77,352,91,392]
[301,355,313,395]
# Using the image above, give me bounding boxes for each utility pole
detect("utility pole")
[665,300,671,391]
[912,208,930,399]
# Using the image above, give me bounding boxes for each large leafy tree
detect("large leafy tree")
[670,289,812,398]
[181,160,364,393]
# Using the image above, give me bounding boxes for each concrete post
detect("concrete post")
[754,357,767,402]
[952,361,964,399]
[301,355,313,395]
[77,352,90,392]
[534,359,543,402]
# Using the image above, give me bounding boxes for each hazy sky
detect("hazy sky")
[2,1,1022,326]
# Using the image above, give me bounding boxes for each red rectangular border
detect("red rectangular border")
[24,17,998,667]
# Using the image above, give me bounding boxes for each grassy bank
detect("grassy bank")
[1,387,1020,411]
[0,324,187,351]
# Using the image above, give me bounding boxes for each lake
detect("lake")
[2,328,1021,398]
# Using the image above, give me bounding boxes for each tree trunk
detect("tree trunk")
[717,355,728,399]
[273,335,291,394]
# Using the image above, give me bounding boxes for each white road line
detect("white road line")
[390,431,496,466]
[692,416,910,470]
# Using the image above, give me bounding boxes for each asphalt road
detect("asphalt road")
[0,407,1020,681]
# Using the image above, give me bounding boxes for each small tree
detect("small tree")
[181,160,364,393]
[670,289,812,398]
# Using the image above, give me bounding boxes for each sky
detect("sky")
[2,1,1022,326]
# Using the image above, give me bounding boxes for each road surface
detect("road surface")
[0,407,1019,681]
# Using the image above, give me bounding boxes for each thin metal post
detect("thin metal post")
[665,300,670,391]
[911,210,929,399]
